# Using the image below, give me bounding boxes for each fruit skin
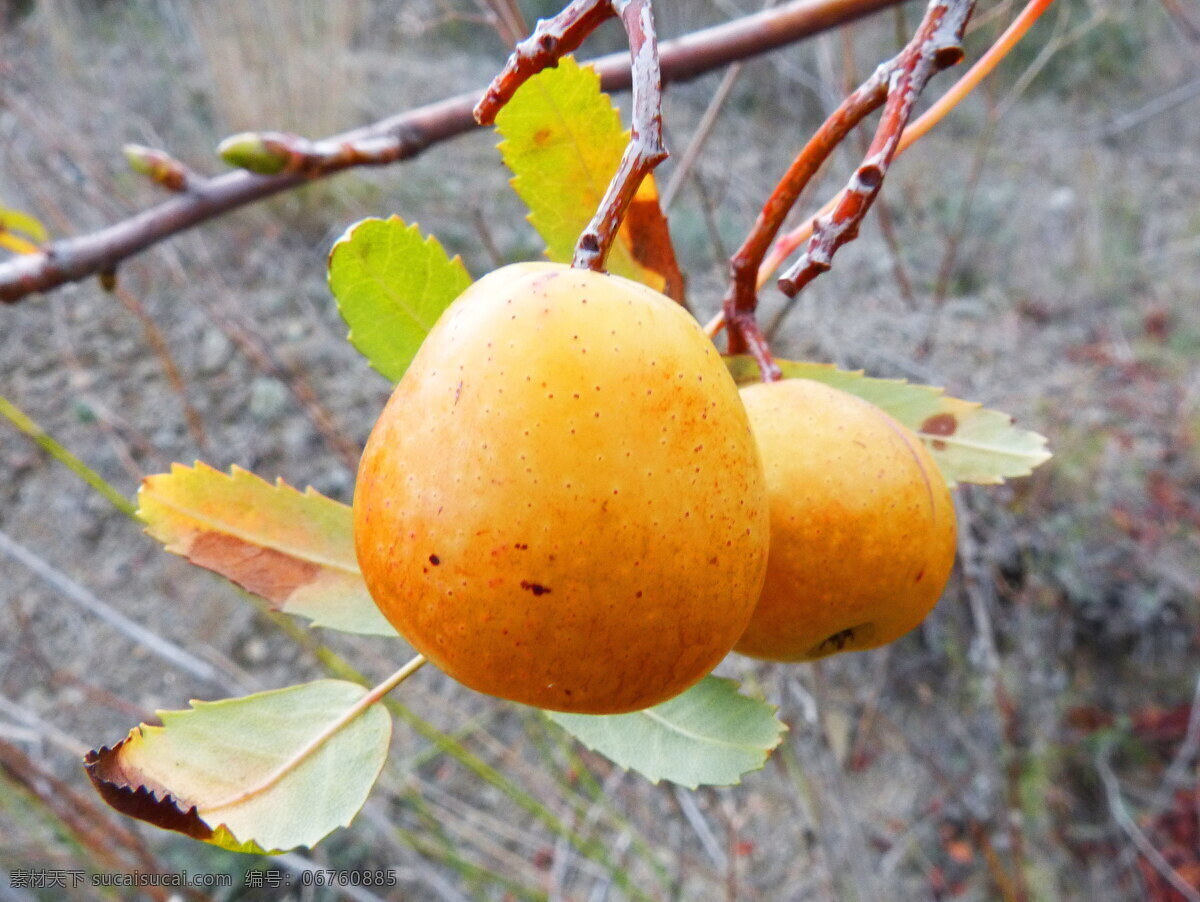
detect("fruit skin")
[354,262,769,714]
[734,379,956,662]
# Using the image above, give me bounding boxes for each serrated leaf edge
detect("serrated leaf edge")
[138,461,359,576]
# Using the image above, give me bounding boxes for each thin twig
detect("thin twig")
[720,60,892,376]
[477,0,528,44]
[673,786,727,870]
[0,0,908,304]
[757,0,1056,287]
[109,282,209,451]
[473,0,668,272]
[190,279,361,471]
[777,0,977,297]
[573,0,668,271]
[1161,0,1200,42]
[0,528,233,689]
[916,108,997,359]
[840,24,918,310]
[660,59,740,212]
[1095,743,1200,902]
[1096,74,1200,140]
[0,394,137,518]
[473,0,614,123]
[719,32,900,377]
[1147,670,1200,817]
[661,0,782,211]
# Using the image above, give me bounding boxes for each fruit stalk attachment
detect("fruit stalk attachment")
[474,0,668,273]
[721,0,976,382]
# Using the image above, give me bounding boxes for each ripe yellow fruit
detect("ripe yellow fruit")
[734,379,956,662]
[354,262,770,714]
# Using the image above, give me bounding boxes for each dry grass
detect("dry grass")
[1,1,1198,899]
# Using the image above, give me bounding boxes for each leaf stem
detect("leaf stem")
[199,654,427,816]
[0,394,137,518]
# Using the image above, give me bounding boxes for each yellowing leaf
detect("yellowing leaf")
[725,357,1051,487]
[0,206,49,245]
[138,462,397,636]
[328,216,472,382]
[496,57,683,300]
[85,680,391,853]
[548,676,786,788]
[0,231,41,255]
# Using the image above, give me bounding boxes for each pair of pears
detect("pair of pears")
[354,264,956,715]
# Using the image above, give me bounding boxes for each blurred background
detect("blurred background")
[1,0,1198,899]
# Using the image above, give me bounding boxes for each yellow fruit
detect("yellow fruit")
[734,379,956,662]
[354,262,770,714]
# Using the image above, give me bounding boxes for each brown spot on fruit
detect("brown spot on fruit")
[520,580,551,596]
[429,554,441,566]
[187,532,319,606]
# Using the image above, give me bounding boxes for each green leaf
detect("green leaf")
[547,677,786,788]
[138,462,397,637]
[495,57,682,298]
[85,680,392,853]
[328,216,472,382]
[725,356,1051,487]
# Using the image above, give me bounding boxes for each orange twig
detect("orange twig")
[474,0,667,273]
[720,0,976,379]
[776,0,974,298]
[760,0,1056,284]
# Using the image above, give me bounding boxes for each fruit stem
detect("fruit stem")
[572,0,668,272]
[473,0,668,274]
[199,654,428,816]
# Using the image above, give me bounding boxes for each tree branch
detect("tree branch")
[473,0,670,272]
[778,0,975,296]
[720,0,975,380]
[572,0,668,272]
[0,0,906,305]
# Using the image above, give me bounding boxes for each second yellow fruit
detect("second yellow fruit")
[734,379,956,662]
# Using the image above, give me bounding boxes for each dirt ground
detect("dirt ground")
[1,1,1198,900]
